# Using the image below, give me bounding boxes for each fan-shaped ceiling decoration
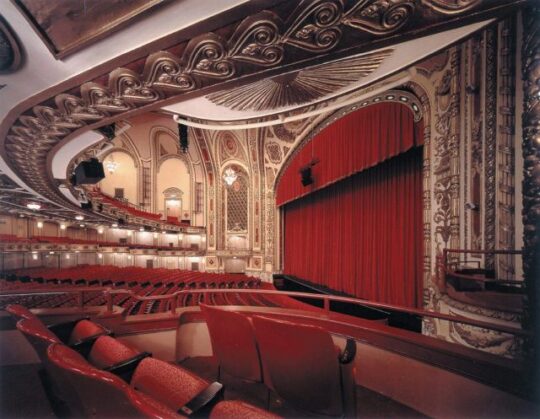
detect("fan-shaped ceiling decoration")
[206,49,394,112]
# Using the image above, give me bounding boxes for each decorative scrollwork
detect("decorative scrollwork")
[143,51,195,92]
[81,83,131,113]
[185,33,235,79]
[423,0,481,15]
[109,68,160,104]
[344,0,416,35]
[229,11,284,66]
[283,0,343,52]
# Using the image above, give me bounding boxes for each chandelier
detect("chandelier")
[106,156,118,174]
[223,168,238,186]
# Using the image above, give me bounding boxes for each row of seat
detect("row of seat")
[7,304,278,418]
[0,234,197,251]
[201,304,357,417]
[1,267,319,316]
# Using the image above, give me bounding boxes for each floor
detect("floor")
[180,356,428,418]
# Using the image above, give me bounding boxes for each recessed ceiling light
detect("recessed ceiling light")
[26,202,41,210]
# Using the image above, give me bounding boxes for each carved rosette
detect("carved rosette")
[521,5,540,373]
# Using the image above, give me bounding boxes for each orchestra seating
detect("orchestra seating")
[12,307,278,418]
[0,266,317,315]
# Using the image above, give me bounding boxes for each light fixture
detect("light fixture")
[162,231,166,234]
[60,223,66,230]
[75,215,84,221]
[139,227,144,232]
[36,221,43,229]
[65,254,70,260]
[127,230,133,236]
[127,255,132,260]
[80,224,85,228]
[223,168,237,186]
[111,223,118,228]
[98,227,104,234]
[153,233,158,239]
[32,253,38,260]
[27,202,41,210]
[105,155,119,174]
[49,251,55,255]
[98,253,103,259]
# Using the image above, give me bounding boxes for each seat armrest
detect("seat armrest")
[104,352,152,383]
[70,332,111,357]
[338,338,357,364]
[47,317,90,343]
[177,382,224,416]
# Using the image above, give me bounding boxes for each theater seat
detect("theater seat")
[200,304,262,382]
[209,400,281,419]
[46,343,150,417]
[68,319,108,345]
[16,318,60,362]
[5,304,36,321]
[251,315,356,417]
[87,335,140,369]
[130,357,217,411]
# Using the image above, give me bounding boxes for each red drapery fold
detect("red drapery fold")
[283,148,423,308]
[276,102,422,207]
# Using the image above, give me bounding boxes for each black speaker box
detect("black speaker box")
[80,201,92,210]
[300,167,313,186]
[74,158,105,185]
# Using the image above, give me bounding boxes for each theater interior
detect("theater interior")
[0,1,539,417]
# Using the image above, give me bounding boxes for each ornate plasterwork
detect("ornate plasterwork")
[206,49,393,111]
[423,0,482,15]
[521,4,540,362]
[484,26,497,269]
[496,17,517,279]
[1,0,521,218]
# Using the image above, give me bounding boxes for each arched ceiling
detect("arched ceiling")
[0,0,528,226]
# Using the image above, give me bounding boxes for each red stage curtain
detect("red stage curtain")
[276,102,422,206]
[283,148,423,308]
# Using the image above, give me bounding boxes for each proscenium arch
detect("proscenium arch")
[273,91,428,301]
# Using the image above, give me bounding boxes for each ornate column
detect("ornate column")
[521,5,540,396]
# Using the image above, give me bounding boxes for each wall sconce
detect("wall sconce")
[60,223,66,230]
[37,221,43,229]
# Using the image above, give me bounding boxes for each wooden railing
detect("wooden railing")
[0,287,529,339]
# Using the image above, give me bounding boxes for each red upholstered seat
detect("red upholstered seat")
[200,304,262,382]
[68,319,107,344]
[46,343,154,418]
[88,336,140,369]
[5,304,36,320]
[126,387,183,418]
[209,400,281,419]
[16,318,60,362]
[130,357,208,411]
[251,315,355,417]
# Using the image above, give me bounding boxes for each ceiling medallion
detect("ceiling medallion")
[0,15,23,73]
[206,49,394,111]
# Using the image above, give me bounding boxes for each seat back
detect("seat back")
[69,319,107,344]
[5,304,36,321]
[209,400,280,419]
[130,357,208,411]
[252,315,344,416]
[46,343,142,417]
[16,318,60,362]
[200,304,262,382]
[88,335,139,369]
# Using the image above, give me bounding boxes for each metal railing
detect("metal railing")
[0,286,529,339]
